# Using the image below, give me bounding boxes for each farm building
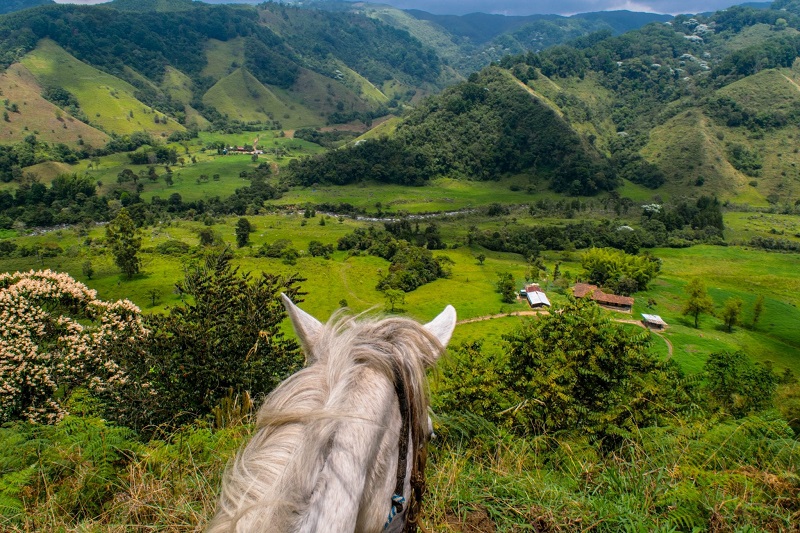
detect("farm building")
[641,314,667,330]
[572,283,634,312]
[521,284,551,309]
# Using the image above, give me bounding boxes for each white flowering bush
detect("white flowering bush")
[0,270,148,424]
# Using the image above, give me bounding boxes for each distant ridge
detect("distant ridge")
[0,0,54,15]
[405,9,672,44]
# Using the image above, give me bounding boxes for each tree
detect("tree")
[581,247,660,293]
[142,250,304,428]
[0,270,146,424]
[501,298,690,442]
[198,228,217,246]
[147,288,161,307]
[82,260,94,280]
[476,253,486,265]
[105,208,141,280]
[235,217,252,248]
[704,351,776,417]
[308,240,333,258]
[721,297,743,332]
[384,288,405,312]
[682,278,715,328]
[496,272,517,303]
[751,294,765,327]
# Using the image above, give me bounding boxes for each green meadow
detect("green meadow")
[21,39,184,137]
[4,208,799,377]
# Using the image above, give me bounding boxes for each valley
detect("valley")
[1,0,800,531]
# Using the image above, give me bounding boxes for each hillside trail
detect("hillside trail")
[457,311,674,358]
[780,72,800,93]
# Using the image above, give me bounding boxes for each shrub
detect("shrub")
[0,270,147,424]
[155,239,191,255]
[141,250,304,428]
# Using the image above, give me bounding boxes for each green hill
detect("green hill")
[0,1,449,143]
[20,39,185,137]
[716,68,800,117]
[0,62,109,147]
[288,66,613,195]
[202,68,301,126]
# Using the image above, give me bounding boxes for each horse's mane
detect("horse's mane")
[208,311,443,532]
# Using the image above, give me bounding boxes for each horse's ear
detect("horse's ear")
[281,293,323,362]
[424,305,456,355]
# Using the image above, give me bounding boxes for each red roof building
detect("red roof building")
[571,283,634,311]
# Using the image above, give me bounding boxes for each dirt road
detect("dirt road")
[457,311,673,358]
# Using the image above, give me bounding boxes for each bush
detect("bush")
[155,239,191,255]
[140,250,304,429]
[503,298,691,443]
[0,270,147,424]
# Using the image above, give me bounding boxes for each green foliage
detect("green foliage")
[235,217,252,248]
[704,351,777,417]
[495,271,517,303]
[376,241,451,293]
[138,250,304,429]
[682,277,716,329]
[0,416,140,525]
[307,240,333,258]
[106,208,141,279]
[383,288,405,312]
[155,239,191,255]
[727,143,763,176]
[432,341,513,432]
[338,226,451,293]
[721,297,743,332]
[503,298,691,443]
[581,247,661,295]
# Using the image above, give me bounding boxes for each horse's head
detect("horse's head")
[210,296,456,533]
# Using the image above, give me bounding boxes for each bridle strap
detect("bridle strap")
[392,363,411,505]
[390,363,427,533]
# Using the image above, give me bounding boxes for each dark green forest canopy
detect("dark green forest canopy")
[288,67,614,195]
[0,2,442,88]
[0,0,53,16]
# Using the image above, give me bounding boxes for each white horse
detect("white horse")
[208,295,456,533]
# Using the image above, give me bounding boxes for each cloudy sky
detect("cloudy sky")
[51,0,749,16]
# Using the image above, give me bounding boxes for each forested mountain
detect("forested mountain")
[4,0,800,205]
[0,0,54,15]
[0,0,453,144]
[306,1,672,73]
[292,1,800,204]
[288,66,614,195]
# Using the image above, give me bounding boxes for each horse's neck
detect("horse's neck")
[298,368,405,533]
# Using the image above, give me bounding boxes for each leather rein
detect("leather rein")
[385,362,428,533]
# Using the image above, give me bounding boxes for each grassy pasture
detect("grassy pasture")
[275,176,557,213]
[202,38,245,81]
[633,245,800,373]
[0,63,109,147]
[21,39,184,137]
[5,134,800,378]
[203,69,307,126]
[725,211,800,244]
[161,67,194,105]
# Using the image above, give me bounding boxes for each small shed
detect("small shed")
[522,284,551,308]
[526,291,551,308]
[641,313,667,330]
